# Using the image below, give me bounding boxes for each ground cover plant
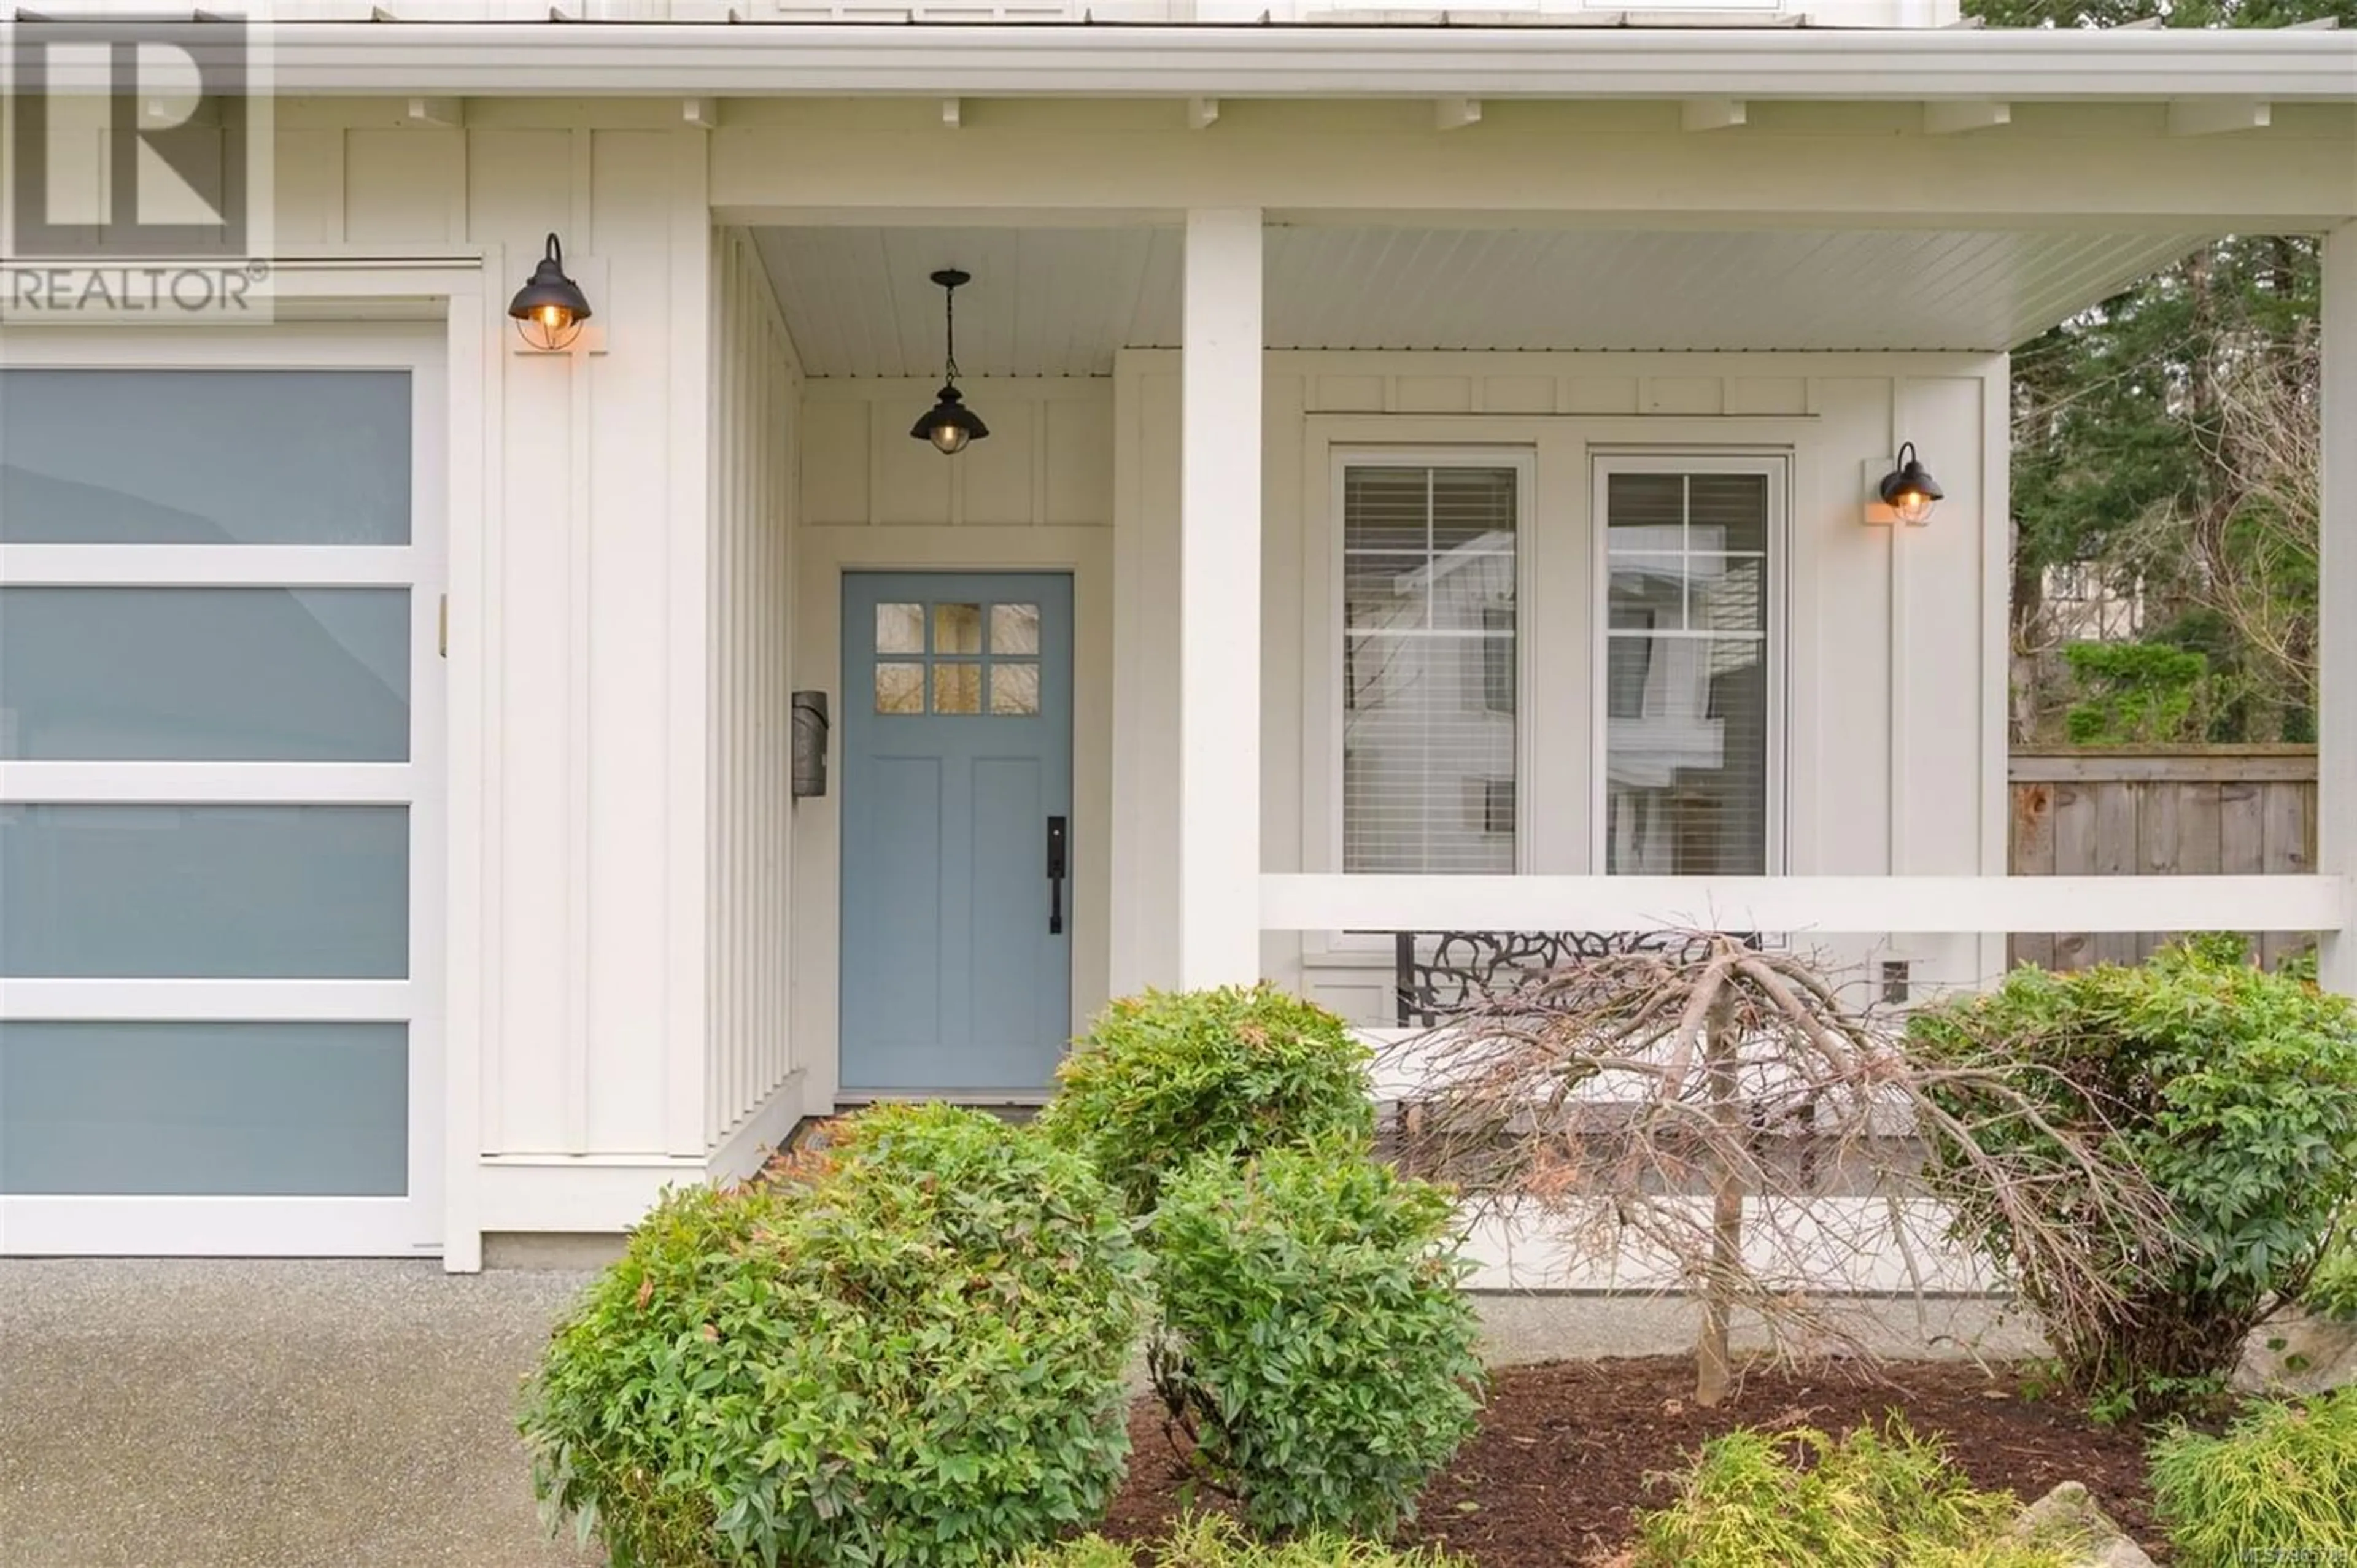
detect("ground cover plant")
[1913,935,2357,1415]
[1020,1514,1471,1568]
[2148,1386,2357,1566]
[1147,1141,1484,1539]
[1627,1418,2076,1568]
[519,1103,1147,1567]
[1039,984,1375,1215]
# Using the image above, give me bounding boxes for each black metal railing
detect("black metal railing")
[1391,930,1752,1027]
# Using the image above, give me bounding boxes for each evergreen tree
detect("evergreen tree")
[1968,0,2349,743]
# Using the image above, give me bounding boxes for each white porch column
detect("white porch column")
[1177,207,1265,987]
[2321,222,2357,995]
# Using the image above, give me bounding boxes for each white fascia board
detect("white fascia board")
[10,23,2353,102]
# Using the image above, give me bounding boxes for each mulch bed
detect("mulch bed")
[1100,1357,2164,1566]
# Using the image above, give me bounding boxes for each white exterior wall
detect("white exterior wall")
[706,230,805,1157]
[1125,352,2007,1019]
[266,105,729,1245]
[792,349,2005,1039]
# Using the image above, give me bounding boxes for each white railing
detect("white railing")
[1261,872,2351,937]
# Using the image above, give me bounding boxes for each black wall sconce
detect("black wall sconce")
[508,233,594,352]
[1876,442,1944,526]
[910,268,988,456]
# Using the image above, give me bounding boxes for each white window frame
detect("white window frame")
[1589,451,1789,879]
[1325,446,1536,953]
[0,325,447,1258]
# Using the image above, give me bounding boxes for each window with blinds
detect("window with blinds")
[1341,463,1519,875]
[1603,468,1773,876]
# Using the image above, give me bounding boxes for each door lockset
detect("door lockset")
[1046,816,1068,936]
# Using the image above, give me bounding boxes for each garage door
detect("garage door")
[0,330,444,1257]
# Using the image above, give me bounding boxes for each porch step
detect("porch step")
[774,1103,1038,1159]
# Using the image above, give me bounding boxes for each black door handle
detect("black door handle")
[1046,816,1067,936]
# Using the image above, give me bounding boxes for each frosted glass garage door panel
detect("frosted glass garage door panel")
[0,1022,407,1196]
[0,588,410,761]
[0,369,411,545]
[0,805,408,978]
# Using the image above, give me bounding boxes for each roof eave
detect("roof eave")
[7,21,2353,102]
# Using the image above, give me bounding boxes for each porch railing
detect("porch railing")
[1391,928,1742,1027]
[1263,872,2348,940]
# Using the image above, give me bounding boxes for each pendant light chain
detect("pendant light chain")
[943,277,961,384]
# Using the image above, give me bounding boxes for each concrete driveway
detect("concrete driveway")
[0,1260,605,1568]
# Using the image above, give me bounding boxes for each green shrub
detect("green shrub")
[1630,1419,2073,1568]
[1017,1515,1471,1568]
[1039,984,1376,1215]
[519,1103,1149,1568]
[2061,640,2211,746]
[2150,1388,2357,1566]
[1910,935,2357,1414]
[1147,1141,1482,1539]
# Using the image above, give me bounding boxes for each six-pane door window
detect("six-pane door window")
[872,598,1042,716]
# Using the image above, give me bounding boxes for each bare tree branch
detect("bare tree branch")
[1405,933,2179,1406]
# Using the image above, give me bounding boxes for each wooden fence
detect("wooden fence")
[2008,747,2318,971]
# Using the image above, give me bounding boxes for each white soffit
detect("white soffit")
[752,224,2206,374]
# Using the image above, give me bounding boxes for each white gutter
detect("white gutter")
[4,21,2354,101]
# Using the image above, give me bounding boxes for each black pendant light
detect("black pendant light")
[1876,441,1944,525]
[911,268,988,456]
[508,233,594,352]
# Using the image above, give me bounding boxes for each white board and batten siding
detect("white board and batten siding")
[265,110,796,1247]
[707,230,807,1162]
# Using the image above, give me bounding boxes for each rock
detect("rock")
[2010,1481,2158,1568]
[2235,1310,2357,1396]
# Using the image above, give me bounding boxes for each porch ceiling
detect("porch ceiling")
[751,223,2207,375]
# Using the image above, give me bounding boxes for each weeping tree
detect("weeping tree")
[1407,935,2175,1407]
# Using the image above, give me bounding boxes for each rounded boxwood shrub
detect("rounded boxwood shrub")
[1910,935,2357,1414]
[1147,1141,1483,1539]
[2150,1386,2357,1566]
[519,1103,1149,1567]
[1038,984,1376,1215]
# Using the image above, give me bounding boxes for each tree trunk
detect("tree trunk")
[1694,995,1744,1408]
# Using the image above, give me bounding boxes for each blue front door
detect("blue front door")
[840,573,1075,1094]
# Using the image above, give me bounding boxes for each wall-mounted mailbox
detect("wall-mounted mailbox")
[791,690,829,798]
